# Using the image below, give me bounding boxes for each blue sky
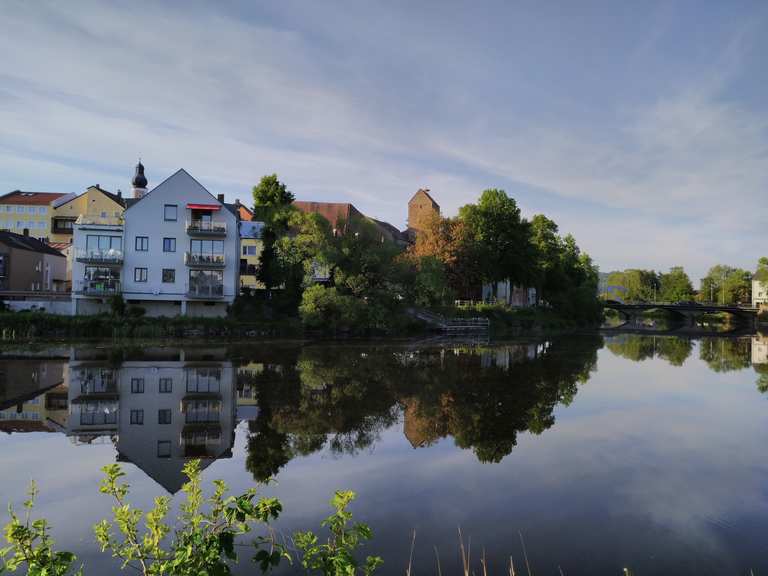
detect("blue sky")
[1,1,767,280]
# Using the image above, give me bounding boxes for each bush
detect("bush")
[126,305,146,318]
[109,295,126,317]
[299,285,365,334]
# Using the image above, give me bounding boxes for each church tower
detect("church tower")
[132,160,148,199]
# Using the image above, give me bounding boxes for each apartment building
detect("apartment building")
[50,185,126,244]
[0,191,73,239]
[72,164,240,317]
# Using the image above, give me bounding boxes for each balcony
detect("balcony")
[186,283,224,300]
[185,252,225,268]
[51,219,75,235]
[76,279,121,297]
[75,248,123,266]
[186,220,226,237]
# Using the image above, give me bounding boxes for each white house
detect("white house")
[482,280,537,307]
[753,279,768,308]
[72,164,240,317]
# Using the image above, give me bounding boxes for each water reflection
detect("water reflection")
[1,333,767,492]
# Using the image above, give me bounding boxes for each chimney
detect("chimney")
[22,228,29,237]
[235,198,241,207]
[117,189,122,198]
[217,193,225,203]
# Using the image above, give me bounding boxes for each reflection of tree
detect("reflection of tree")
[606,335,693,366]
[238,336,602,476]
[699,338,751,373]
[754,365,768,394]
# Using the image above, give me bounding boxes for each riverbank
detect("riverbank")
[0,305,598,342]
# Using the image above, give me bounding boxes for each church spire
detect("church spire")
[132,160,148,198]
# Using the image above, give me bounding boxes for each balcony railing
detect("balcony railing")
[186,283,224,299]
[51,220,75,234]
[80,411,118,426]
[75,248,123,265]
[186,220,227,236]
[76,279,121,296]
[76,371,118,396]
[185,252,225,268]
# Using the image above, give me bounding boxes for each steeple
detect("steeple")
[132,160,148,198]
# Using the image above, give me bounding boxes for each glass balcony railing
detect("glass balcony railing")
[185,252,225,267]
[186,220,226,235]
[76,279,121,296]
[186,283,224,299]
[75,248,123,265]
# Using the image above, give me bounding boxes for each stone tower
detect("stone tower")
[407,188,440,238]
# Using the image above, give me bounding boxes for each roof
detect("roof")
[238,204,254,221]
[0,231,66,257]
[53,185,126,211]
[240,220,264,239]
[409,188,439,208]
[0,191,70,206]
[48,242,72,252]
[293,201,360,232]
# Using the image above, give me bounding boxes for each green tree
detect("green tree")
[699,265,752,305]
[252,175,295,291]
[458,189,536,286]
[658,267,694,302]
[754,257,768,283]
[606,269,659,302]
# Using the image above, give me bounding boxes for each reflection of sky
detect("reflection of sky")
[3,341,768,575]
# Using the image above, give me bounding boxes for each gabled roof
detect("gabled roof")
[53,185,126,211]
[409,188,439,208]
[0,191,70,206]
[0,231,66,257]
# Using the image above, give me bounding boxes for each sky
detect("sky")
[1,0,767,281]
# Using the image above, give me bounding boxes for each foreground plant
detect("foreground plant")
[294,490,382,576]
[94,460,287,575]
[0,481,82,575]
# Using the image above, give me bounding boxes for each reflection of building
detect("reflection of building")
[752,335,768,365]
[479,343,547,370]
[402,397,448,449]
[67,348,236,493]
[0,359,68,433]
[236,363,262,420]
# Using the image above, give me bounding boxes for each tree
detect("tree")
[606,269,659,302]
[458,189,536,286]
[754,257,768,283]
[252,175,295,291]
[658,267,694,302]
[699,265,751,305]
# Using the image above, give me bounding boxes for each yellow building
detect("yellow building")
[50,185,126,243]
[0,191,71,239]
[239,220,264,291]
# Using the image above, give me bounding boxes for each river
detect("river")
[1,334,767,575]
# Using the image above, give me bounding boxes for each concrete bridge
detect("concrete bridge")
[603,301,759,329]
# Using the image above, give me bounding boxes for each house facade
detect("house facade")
[239,220,264,291]
[50,185,125,244]
[481,280,537,307]
[0,191,72,239]
[0,230,67,292]
[71,164,240,317]
[753,280,768,308]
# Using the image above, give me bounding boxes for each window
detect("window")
[190,239,224,256]
[16,221,23,229]
[157,441,171,458]
[38,207,47,215]
[164,204,178,221]
[4,206,11,212]
[16,206,24,213]
[27,206,36,214]
[135,236,149,251]
[163,237,176,252]
[242,245,257,256]
[134,267,148,282]
[159,378,172,393]
[37,221,46,229]
[100,211,107,218]
[131,378,145,393]
[130,409,144,425]
[158,409,172,425]
[86,235,122,252]
[162,268,175,283]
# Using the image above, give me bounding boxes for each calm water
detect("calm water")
[2,334,768,575]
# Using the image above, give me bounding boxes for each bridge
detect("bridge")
[603,301,759,329]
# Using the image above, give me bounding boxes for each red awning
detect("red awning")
[186,203,221,211]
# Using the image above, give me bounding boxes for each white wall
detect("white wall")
[122,170,239,315]
[6,299,72,315]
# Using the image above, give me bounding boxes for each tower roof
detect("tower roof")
[132,161,148,189]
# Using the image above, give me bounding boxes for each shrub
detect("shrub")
[109,295,126,317]
[299,285,365,334]
[125,305,146,318]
